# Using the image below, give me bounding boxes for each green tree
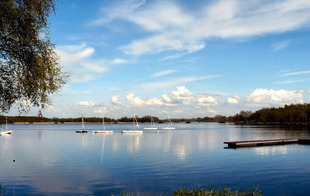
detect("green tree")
[0,0,68,114]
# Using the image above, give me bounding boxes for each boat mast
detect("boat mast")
[102,113,105,131]
[168,113,172,127]
[151,116,154,127]
[82,108,85,129]
[132,104,135,131]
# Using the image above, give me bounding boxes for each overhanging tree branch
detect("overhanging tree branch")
[0,0,68,114]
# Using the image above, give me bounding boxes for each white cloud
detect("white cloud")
[112,58,127,64]
[94,0,310,56]
[137,75,219,90]
[197,96,218,106]
[274,79,305,85]
[207,109,218,114]
[107,87,306,118]
[94,106,108,114]
[271,40,290,51]
[123,86,219,109]
[170,86,193,105]
[246,88,304,107]
[123,86,195,107]
[145,98,164,106]
[125,94,164,107]
[227,97,239,104]
[55,44,127,82]
[151,70,176,77]
[94,1,192,32]
[162,94,176,106]
[75,101,97,107]
[37,86,309,118]
[107,87,120,92]
[111,95,123,105]
[91,0,146,26]
[125,93,144,106]
[159,53,186,61]
[280,70,310,76]
[206,0,239,21]
[55,44,95,63]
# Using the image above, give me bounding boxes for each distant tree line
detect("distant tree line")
[0,114,219,125]
[1,103,310,125]
[228,103,310,125]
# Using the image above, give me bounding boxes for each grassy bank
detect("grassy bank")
[173,187,261,196]
[120,187,262,196]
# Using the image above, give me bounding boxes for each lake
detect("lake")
[1,122,310,195]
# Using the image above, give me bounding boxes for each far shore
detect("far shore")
[11,121,151,125]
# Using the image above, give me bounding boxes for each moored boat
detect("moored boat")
[122,105,143,134]
[76,109,88,133]
[93,113,113,134]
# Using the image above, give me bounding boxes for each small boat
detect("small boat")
[122,105,143,134]
[76,109,88,133]
[93,114,113,134]
[144,116,157,130]
[121,130,143,133]
[93,130,113,133]
[162,113,175,130]
[76,130,88,133]
[0,130,13,135]
[1,117,13,135]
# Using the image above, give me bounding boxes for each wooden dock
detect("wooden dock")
[224,138,310,148]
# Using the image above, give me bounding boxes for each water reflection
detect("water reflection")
[0,134,12,162]
[1,123,310,195]
[254,145,289,156]
[125,134,142,155]
[100,134,105,163]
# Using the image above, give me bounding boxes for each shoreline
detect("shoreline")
[11,121,141,124]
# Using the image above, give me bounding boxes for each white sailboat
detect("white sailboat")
[76,108,88,133]
[93,114,113,134]
[162,113,175,130]
[0,117,13,135]
[144,116,158,130]
[122,106,143,134]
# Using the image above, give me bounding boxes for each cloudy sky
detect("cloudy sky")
[9,0,310,118]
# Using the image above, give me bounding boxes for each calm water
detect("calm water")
[1,123,310,195]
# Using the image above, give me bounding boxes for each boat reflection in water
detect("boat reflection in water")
[1,123,310,195]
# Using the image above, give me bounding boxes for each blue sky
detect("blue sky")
[9,0,310,118]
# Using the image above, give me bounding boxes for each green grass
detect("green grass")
[119,187,262,196]
[173,187,261,196]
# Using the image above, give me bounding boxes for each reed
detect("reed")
[173,187,261,196]
[119,187,262,196]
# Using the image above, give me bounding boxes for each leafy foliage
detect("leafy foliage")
[118,187,261,196]
[172,187,261,196]
[0,0,68,114]
[230,103,310,125]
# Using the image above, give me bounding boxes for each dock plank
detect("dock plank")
[224,138,302,148]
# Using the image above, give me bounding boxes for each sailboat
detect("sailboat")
[162,113,175,130]
[76,109,88,133]
[144,116,158,130]
[93,114,113,134]
[121,105,143,134]
[0,117,13,135]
